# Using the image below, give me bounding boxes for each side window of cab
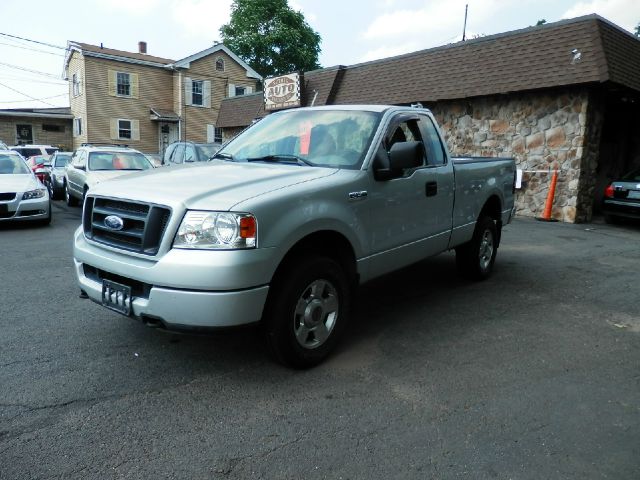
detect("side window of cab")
[417,116,447,166]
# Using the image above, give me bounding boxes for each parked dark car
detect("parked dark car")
[163,142,221,165]
[602,167,640,223]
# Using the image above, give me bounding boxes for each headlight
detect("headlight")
[22,189,46,200]
[174,211,257,249]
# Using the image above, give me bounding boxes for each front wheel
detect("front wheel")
[264,255,351,369]
[65,182,78,207]
[456,215,498,280]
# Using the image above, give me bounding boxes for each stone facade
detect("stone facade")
[428,88,594,222]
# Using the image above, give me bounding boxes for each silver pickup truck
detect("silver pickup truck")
[73,105,515,368]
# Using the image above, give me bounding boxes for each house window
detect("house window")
[192,80,203,106]
[118,120,132,139]
[72,73,80,96]
[73,118,82,137]
[235,86,246,96]
[214,127,223,143]
[215,58,224,71]
[42,124,63,132]
[117,72,131,96]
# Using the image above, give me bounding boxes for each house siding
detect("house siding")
[181,52,258,143]
[82,56,174,153]
[68,52,88,148]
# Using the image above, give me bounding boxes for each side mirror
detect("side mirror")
[374,141,424,181]
[388,141,423,170]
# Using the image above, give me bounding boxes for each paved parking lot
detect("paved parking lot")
[1,201,638,479]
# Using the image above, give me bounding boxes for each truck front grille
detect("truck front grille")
[83,196,171,255]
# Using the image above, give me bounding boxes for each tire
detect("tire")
[456,215,498,280]
[264,255,351,369]
[46,180,54,199]
[65,182,78,207]
[39,201,52,226]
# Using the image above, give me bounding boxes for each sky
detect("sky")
[0,0,638,110]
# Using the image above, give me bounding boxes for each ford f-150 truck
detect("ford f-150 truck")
[73,105,515,368]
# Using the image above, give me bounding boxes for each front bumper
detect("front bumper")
[0,194,50,222]
[73,228,273,329]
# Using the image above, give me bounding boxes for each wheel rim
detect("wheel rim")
[478,229,494,271]
[293,279,339,350]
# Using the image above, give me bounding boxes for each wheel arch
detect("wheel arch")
[270,230,358,291]
[480,194,503,247]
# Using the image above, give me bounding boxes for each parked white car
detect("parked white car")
[10,144,59,159]
[64,145,154,206]
[0,150,51,225]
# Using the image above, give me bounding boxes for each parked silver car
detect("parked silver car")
[0,151,51,225]
[64,145,154,206]
[46,151,73,199]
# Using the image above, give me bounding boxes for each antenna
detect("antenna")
[462,4,468,41]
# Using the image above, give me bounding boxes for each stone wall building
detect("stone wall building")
[217,15,640,223]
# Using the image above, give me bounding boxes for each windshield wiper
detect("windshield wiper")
[211,152,235,161]
[245,154,313,166]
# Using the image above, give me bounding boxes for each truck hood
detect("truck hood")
[88,161,338,211]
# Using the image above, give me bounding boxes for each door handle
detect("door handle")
[425,181,438,197]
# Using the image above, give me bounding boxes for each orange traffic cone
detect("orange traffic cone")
[536,170,559,222]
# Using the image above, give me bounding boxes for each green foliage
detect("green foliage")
[635,22,640,37]
[220,0,322,78]
[536,19,547,26]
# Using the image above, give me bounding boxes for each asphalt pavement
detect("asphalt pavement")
[0,201,638,479]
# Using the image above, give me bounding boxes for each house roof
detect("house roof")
[217,93,265,128]
[172,44,262,80]
[64,42,262,80]
[67,41,175,67]
[0,107,73,119]
[217,14,640,128]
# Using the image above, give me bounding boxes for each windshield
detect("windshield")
[54,154,71,167]
[0,154,31,174]
[218,109,382,169]
[197,144,221,159]
[88,152,152,171]
[621,168,640,182]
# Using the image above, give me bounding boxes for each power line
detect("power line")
[0,32,66,50]
[0,81,60,107]
[0,92,68,103]
[0,40,65,57]
[0,74,67,85]
[0,61,61,79]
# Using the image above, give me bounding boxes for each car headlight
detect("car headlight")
[22,188,47,200]
[174,211,257,249]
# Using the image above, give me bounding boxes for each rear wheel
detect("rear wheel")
[264,255,350,369]
[65,182,78,207]
[456,215,497,280]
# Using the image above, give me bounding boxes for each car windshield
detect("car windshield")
[621,168,640,182]
[217,109,382,169]
[0,154,30,174]
[54,154,71,167]
[88,152,152,171]
[196,144,221,159]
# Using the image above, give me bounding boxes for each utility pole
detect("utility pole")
[462,4,468,41]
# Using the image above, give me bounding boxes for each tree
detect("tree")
[220,0,321,78]
[536,19,547,26]
[635,22,640,37]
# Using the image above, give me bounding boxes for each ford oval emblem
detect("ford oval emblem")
[104,215,124,231]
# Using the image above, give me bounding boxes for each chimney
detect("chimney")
[138,41,147,54]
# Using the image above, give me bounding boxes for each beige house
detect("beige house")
[63,41,261,154]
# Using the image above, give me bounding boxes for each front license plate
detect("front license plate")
[102,279,132,316]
